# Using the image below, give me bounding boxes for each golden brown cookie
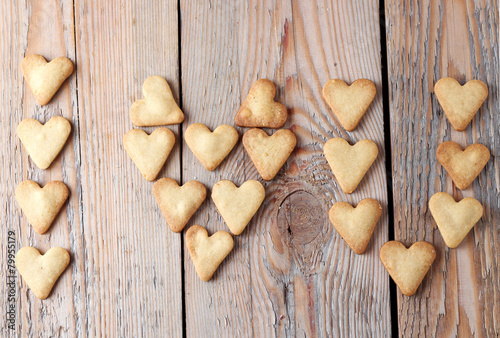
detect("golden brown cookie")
[379,241,436,296]
[434,78,488,131]
[436,141,490,190]
[212,180,265,235]
[21,54,74,105]
[323,138,378,194]
[322,79,376,131]
[186,225,234,282]
[15,180,69,234]
[130,76,184,126]
[242,128,296,180]
[429,192,483,248]
[329,198,382,254]
[153,178,206,233]
[235,79,287,128]
[15,247,70,299]
[17,116,72,170]
[123,128,175,181]
[184,124,238,171]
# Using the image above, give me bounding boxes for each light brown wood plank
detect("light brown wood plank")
[181,0,390,336]
[73,1,182,336]
[0,0,84,335]
[385,0,499,336]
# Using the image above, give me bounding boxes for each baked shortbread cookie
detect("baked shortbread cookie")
[21,54,74,105]
[15,180,69,234]
[434,78,488,131]
[323,138,378,194]
[235,79,287,128]
[130,76,184,126]
[186,225,234,282]
[379,241,436,296]
[429,192,483,248]
[322,79,376,131]
[329,198,382,254]
[436,141,490,190]
[185,124,238,171]
[15,247,70,299]
[153,178,206,232]
[212,180,265,235]
[242,128,296,180]
[17,116,72,169]
[123,128,175,181]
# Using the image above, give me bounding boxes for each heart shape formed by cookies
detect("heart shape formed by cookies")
[153,178,206,232]
[186,225,234,282]
[185,124,238,171]
[212,180,265,235]
[322,79,376,131]
[329,198,382,254]
[16,180,69,234]
[434,78,488,131]
[17,116,72,170]
[324,138,378,194]
[21,54,74,105]
[379,241,436,296]
[429,192,483,248]
[15,247,70,299]
[123,128,175,181]
[242,128,296,180]
[436,141,490,190]
[235,79,287,129]
[130,76,184,126]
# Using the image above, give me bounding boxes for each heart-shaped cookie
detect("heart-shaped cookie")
[186,225,234,281]
[184,124,238,171]
[17,116,72,170]
[434,78,488,131]
[130,76,184,126]
[322,79,376,131]
[235,79,287,129]
[15,180,69,234]
[436,141,490,190]
[212,180,265,235]
[153,178,206,232]
[429,192,483,248]
[323,138,378,194]
[15,247,70,299]
[21,54,74,105]
[329,198,382,254]
[242,128,296,180]
[123,128,175,181]
[379,241,436,296]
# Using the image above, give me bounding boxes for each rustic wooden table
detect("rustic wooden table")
[0,0,498,337]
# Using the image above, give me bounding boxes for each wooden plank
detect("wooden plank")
[385,0,499,336]
[73,0,182,336]
[181,0,390,336]
[0,0,83,335]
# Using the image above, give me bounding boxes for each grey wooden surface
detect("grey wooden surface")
[0,0,498,337]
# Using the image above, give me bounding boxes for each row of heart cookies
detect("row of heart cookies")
[14,54,76,300]
[381,77,490,296]
[124,126,297,182]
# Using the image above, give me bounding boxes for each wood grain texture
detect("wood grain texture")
[385,0,499,336]
[73,0,183,336]
[181,0,390,336]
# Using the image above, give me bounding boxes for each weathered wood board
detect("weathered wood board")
[181,0,390,336]
[385,0,499,336]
